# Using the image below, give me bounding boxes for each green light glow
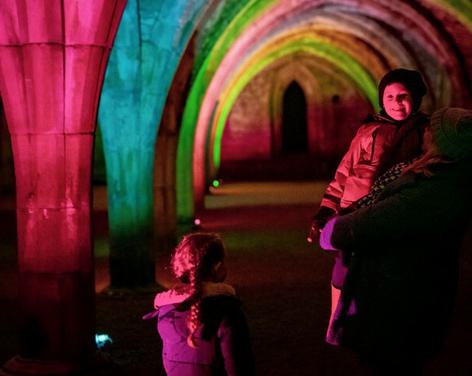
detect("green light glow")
[211,37,378,170]
[193,0,250,76]
[204,0,278,77]
[176,0,472,223]
[176,0,277,222]
[439,0,472,29]
[98,0,208,286]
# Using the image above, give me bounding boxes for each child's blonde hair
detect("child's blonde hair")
[170,232,226,348]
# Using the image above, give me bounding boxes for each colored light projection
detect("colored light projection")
[440,0,472,29]
[0,0,125,369]
[210,37,378,170]
[177,0,274,222]
[176,0,472,221]
[0,0,470,370]
[98,0,209,287]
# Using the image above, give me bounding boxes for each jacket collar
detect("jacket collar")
[153,282,236,308]
[365,111,428,126]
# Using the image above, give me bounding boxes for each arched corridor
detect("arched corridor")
[1,0,472,374]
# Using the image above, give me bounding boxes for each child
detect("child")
[150,232,254,375]
[307,68,429,343]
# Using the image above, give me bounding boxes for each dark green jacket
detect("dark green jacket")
[330,159,472,363]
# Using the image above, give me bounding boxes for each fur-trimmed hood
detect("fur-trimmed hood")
[143,283,236,320]
[154,282,236,308]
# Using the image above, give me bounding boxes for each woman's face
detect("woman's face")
[382,83,413,121]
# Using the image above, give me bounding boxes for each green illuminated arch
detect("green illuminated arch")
[210,36,378,172]
[176,0,472,222]
[176,0,278,221]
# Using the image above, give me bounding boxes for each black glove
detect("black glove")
[307,206,336,244]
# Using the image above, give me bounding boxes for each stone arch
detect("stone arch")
[177,0,472,222]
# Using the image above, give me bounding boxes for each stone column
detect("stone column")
[98,0,208,288]
[0,1,126,373]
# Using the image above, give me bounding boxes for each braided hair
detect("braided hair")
[170,232,225,348]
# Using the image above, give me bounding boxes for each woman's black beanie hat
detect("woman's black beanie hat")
[378,68,427,112]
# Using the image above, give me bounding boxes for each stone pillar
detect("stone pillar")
[0,1,126,373]
[154,34,196,248]
[98,0,207,288]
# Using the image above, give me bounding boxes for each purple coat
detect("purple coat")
[157,295,254,376]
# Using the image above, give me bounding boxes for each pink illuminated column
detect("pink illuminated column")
[0,0,125,372]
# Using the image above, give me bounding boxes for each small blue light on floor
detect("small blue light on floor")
[95,333,113,349]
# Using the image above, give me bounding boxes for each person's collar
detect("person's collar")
[366,110,425,125]
[153,282,236,308]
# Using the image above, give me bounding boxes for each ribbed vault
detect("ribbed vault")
[176,0,472,220]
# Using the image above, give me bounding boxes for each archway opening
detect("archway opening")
[282,81,308,154]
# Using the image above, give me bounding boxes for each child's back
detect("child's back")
[157,287,253,376]
[152,233,254,376]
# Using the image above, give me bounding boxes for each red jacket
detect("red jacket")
[321,112,428,210]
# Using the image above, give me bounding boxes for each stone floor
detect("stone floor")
[1,182,472,375]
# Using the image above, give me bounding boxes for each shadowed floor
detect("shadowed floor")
[1,182,471,375]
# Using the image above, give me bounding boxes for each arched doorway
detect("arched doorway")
[282,81,308,153]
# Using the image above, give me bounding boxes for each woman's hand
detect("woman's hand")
[319,217,341,251]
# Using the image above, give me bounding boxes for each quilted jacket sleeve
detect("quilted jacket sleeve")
[321,124,377,210]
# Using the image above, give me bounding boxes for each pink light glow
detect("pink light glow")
[190,0,465,210]
[0,0,126,366]
[193,0,322,205]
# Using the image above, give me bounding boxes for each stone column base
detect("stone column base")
[1,356,76,375]
[1,353,119,375]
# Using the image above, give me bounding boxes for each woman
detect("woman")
[320,107,472,374]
